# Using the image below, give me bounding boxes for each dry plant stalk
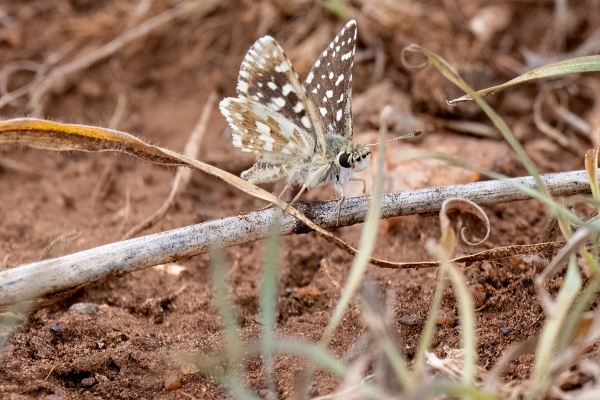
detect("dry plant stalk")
[0,158,591,308]
[122,92,217,239]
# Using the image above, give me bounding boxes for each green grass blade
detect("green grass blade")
[426,51,550,199]
[210,251,244,377]
[320,106,390,345]
[413,267,447,381]
[260,213,282,399]
[271,338,347,376]
[530,257,582,396]
[449,55,600,104]
[398,150,581,226]
[426,242,477,387]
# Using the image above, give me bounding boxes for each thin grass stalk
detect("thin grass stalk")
[210,251,244,383]
[530,257,582,397]
[420,380,499,399]
[270,338,347,376]
[319,106,390,345]
[359,291,413,391]
[260,214,282,399]
[413,267,447,382]
[585,147,600,208]
[401,150,582,226]
[427,242,477,388]
[555,250,600,353]
[425,50,573,238]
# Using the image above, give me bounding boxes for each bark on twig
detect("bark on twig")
[0,169,593,306]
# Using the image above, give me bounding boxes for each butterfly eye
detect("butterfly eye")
[338,152,352,168]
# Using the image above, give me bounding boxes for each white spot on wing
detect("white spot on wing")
[267,82,277,90]
[263,142,273,151]
[329,72,334,79]
[335,73,344,86]
[336,109,342,121]
[326,90,333,98]
[301,116,312,128]
[275,60,290,72]
[273,97,285,108]
[306,72,314,84]
[282,83,294,96]
[319,107,327,116]
[255,121,271,136]
[337,93,344,103]
[293,102,304,113]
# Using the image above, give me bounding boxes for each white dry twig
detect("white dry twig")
[0,168,593,307]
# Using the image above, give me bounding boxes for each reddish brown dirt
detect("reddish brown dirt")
[1,1,599,399]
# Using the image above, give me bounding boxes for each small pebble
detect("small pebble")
[469,284,487,308]
[436,309,453,325]
[164,373,181,390]
[44,395,63,400]
[69,303,98,314]
[50,325,62,336]
[81,377,96,388]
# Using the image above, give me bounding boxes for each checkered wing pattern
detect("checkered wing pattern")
[220,36,321,160]
[303,20,357,139]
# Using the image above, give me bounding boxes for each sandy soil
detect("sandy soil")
[1,0,599,398]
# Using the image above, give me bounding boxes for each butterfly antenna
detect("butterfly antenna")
[365,129,423,147]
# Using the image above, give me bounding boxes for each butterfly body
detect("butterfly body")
[220,20,369,206]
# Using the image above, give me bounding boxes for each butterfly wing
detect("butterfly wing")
[220,36,326,162]
[303,20,357,139]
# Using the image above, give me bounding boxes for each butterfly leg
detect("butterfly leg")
[277,178,295,200]
[349,177,367,194]
[285,164,330,212]
[332,180,345,226]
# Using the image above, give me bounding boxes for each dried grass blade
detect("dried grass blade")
[426,241,477,387]
[531,257,582,396]
[122,92,217,239]
[448,55,600,104]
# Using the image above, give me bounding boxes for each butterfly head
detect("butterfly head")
[337,144,372,172]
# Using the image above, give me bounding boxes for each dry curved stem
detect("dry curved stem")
[483,337,539,393]
[400,44,430,70]
[122,92,217,239]
[532,78,583,154]
[0,61,40,104]
[535,227,592,313]
[38,230,80,261]
[439,198,490,255]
